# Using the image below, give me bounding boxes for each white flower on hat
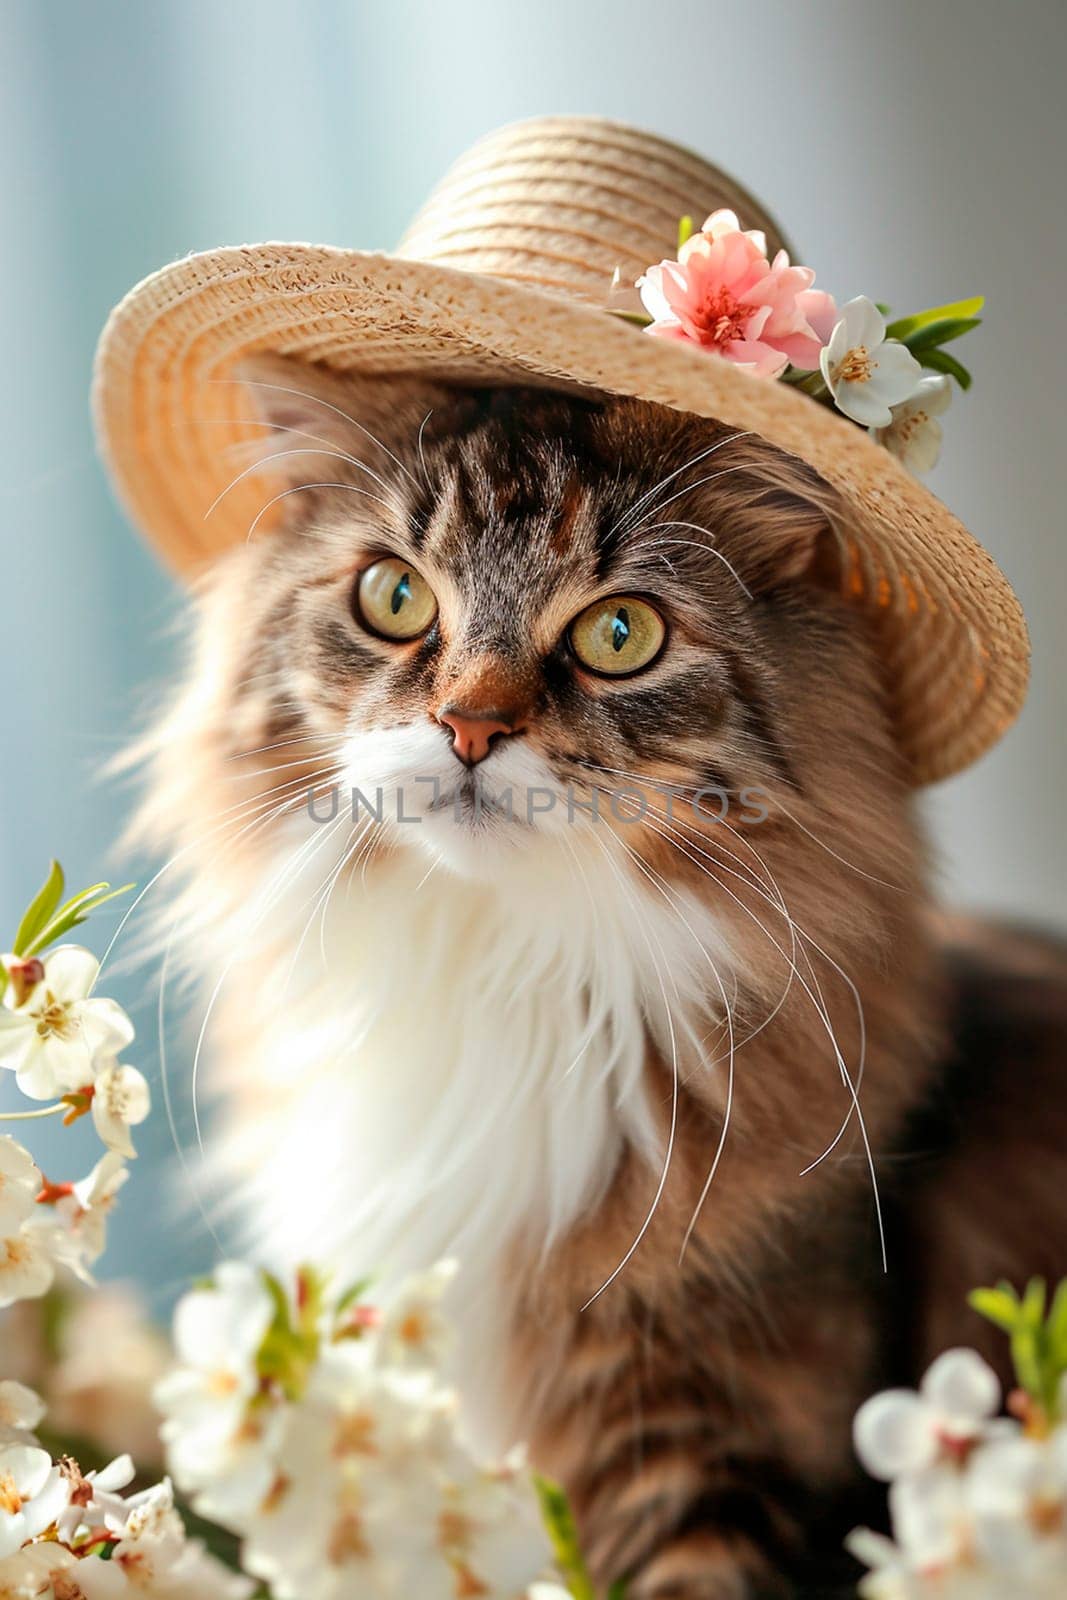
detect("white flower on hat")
[873,374,953,475]
[90,1059,151,1159]
[0,1439,69,1559]
[820,296,924,428]
[0,946,133,1102]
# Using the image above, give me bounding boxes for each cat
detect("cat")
[133,353,1067,1598]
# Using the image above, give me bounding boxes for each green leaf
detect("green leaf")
[968,1283,1021,1333]
[971,1276,1067,1424]
[607,1584,630,1600]
[1047,1280,1067,1356]
[677,214,694,250]
[533,1475,596,1600]
[23,881,134,958]
[607,310,653,328]
[12,860,65,956]
[900,316,982,354]
[919,348,973,390]
[1011,1324,1044,1401]
[875,302,892,317]
[1023,1276,1048,1327]
[259,1270,297,1359]
[335,1275,376,1316]
[885,297,985,342]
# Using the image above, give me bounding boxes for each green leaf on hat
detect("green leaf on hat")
[885,296,985,342]
[901,316,983,354]
[920,347,974,390]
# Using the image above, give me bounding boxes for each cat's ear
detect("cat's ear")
[233,351,460,495]
[233,353,385,486]
[684,438,841,594]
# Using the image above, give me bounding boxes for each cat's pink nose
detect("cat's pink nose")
[436,708,519,766]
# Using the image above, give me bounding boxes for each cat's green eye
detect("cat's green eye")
[355,557,438,641]
[569,596,666,678]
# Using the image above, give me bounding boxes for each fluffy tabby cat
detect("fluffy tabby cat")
[135,354,1067,1598]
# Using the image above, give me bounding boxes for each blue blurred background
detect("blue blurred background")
[2,0,1065,1304]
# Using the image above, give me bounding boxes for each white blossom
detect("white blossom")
[820,296,923,427]
[75,1475,255,1599]
[0,1143,39,1237]
[0,1440,69,1559]
[966,1430,1067,1577]
[0,1539,78,1599]
[31,1151,128,1286]
[374,1259,458,1372]
[155,1261,278,1526]
[0,946,133,1102]
[55,1452,137,1545]
[439,1451,553,1600]
[0,1385,44,1445]
[90,1059,151,1159]
[0,1229,55,1313]
[854,1348,1002,1480]
[873,374,953,474]
[159,1265,556,1600]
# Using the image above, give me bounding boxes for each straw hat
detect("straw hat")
[93,114,1028,785]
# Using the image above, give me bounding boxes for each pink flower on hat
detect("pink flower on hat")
[637,210,836,377]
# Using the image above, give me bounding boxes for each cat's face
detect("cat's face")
[201,357,857,880]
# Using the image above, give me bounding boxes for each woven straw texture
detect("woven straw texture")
[92,115,1028,786]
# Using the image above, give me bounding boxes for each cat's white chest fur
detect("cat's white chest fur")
[218,828,730,1437]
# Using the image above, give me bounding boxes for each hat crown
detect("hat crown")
[396,116,791,307]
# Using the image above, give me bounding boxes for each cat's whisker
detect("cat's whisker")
[579,766,842,1106]
[94,760,345,986]
[413,851,443,895]
[154,766,348,1246]
[190,803,347,1156]
[760,793,906,893]
[226,750,344,781]
[609,795,886,1269]
[599,816,738,1262]
[608,432,754,538]
[279,812,366,994]
[225,732,336,762]
[416,409,435,495]
[579,824,681,1311]
[211,376,424,494]
[710,810,876,1170]
[203,442,395,524]
[244,482,394,546]
[625,460,765,537]
[636,522,754,601]
[631,804,798,1058]
[157,929,227,1256]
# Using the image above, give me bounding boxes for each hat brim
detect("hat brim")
[92,242,1028,785]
